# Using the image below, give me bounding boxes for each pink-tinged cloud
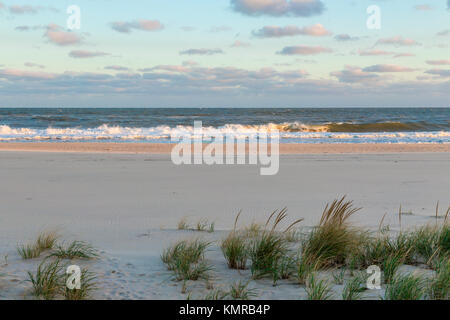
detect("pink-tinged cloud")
[179,48,224,55]
[359,49,394,56]
[330,66,380,83]
[426,60,450,65]
[25,62,45,69]
[376,36,420,47]
[335,34,359,41]
[414,5,432,11]
[253,24,331,38]
[231,0,325,17]
[182,60,198,66]
[44,24,82,46]
[231,40,251,47]
[425,69,450,77]
[69,50,110,58]
[278,45,332,55]
[105,65,130,71]
[363,64,416,73]
[110,20,164,33]
[9,5,39,14]
[0,2,4,10]
[393,53,415,58]
[0,68,56,80]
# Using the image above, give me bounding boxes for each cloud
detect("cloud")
[179,48,224,55]
[414,5,432,11]
[358,49,414,58]
[182,60,198,66]
[363,64,416,73]
[69,50,110,58]
[330,66,380,83]
[0,68,56,80]
[425,69,450,77]
[448,0,450,9]
[437,29,449,36]
[278,45,332,55]
[180,26,195,32]
[231,40,251,47]
[110,20,164,33]
[359,49,394,56]
[426,60,450,65]
[210,26,232,32]
[334,34,359,41]
[253,24,331,38]
[105,65,130,71]
[0,65,448,107]
[231,0,325,17]
[376,36,421,47]
[393,53,415,58]
[24,62,45,69]
[9,5,39,14]
[44,24,82,46]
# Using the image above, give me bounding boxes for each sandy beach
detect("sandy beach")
[0,147,449,299]
[0,142,449,154]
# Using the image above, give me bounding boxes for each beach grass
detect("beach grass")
[17,243,42,260]
[221,232,248,270]
[306,273,333,300]
[249,208,302,282]
[36,230,59,251]
[342,274,366,300]
[428,257,449,300]
[300,196,362,269]
[17,230,59,260]
[64,268,97,300]
[384,273,426,300]
[229,280,257,300]
[162,239,212,281]
[50,241,98,260]
[177,218,190,230]
[27,258,65,300]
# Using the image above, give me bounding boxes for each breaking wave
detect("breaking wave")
[0,123,449,144]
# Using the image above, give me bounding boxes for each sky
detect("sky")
[0,0,449,107]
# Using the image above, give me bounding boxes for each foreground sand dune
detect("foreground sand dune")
[0,150,448,299]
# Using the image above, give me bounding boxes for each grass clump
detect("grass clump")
[196,219,215,233]
[17,244,42,260]
[384,273,426,300]
[17,230,59,260]
[342,274,366,300]
[64,268,97,300]
[51,241,98,260]
[36,231,59,251]
[301,196,362,269]
[382,251,407,284]
[306,273,333,300]
[221,233,248,270]
[248,208,302,283]
[161,239,212,281]
[428,257,449,300]
[412,225,449,265]
[229,280,258,300]
[27,259,65,300]
[177,218,190,230]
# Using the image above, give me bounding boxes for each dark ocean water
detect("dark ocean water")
[0,108,449,144]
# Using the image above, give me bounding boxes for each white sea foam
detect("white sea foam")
[0,124,449,144]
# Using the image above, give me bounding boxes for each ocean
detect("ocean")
[0,108,449,144]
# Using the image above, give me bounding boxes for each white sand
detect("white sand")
[0,151,449,299]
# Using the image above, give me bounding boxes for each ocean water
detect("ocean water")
[0,108,448,144]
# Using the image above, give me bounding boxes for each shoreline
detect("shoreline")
[0,142,449,154]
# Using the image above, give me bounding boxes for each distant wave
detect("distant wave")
[0,124,449,144]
